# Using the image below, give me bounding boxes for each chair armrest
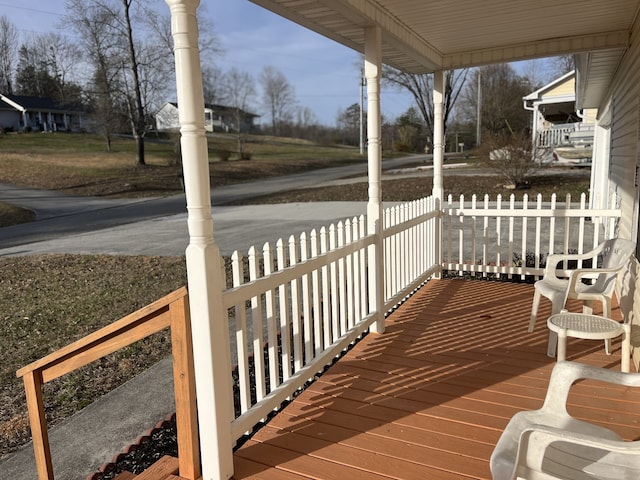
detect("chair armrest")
[565,266,624,293]
[544,251,599,279]
[520,424,633,453]
[542,362,640,412]
[515,424,639,476]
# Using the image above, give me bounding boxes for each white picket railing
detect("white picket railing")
[220,191,621,444]
[223,216,380,442]
[383,196,440,308]
[537,125,574,148]
[443,192,621,279]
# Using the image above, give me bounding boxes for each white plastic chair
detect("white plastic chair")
[490,361,640,480]
[529,238,636,356]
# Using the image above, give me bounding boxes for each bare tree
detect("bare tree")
[222,68,256,159]
[68,0,223,163]
[140,3,221,64]
[42,34,84,102]
[67,0,154,165]
[549,54,575,78]
[202,65,225,106]
[336,103,363,146]
[65,0,125,151]
[139,0,223,116]
[382,68,469,140]
[460,64,532,140]
[520,59,548,90]
[259,65,296,136]
[0,16,18,94]
[119,0,147,166]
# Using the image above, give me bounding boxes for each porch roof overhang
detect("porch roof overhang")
[250,0,639,110]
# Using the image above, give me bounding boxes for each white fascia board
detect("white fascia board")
[0,94,26,112]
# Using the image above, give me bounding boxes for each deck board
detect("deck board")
[228,278,638,479]
[132,278,635,480]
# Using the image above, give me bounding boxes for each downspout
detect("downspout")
[166,1,234,479]
[523,97,538,148]
[364,25,385,334]
[432,70,445,278]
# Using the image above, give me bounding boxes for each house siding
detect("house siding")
[608,15,640,244]
[545,77,575,97]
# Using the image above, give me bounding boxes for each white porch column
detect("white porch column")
[432,70,445,277]
[166,2,234,480]
[365,26,385,334]
[432,70,445,201]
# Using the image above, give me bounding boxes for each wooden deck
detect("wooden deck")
[127,278,637,480]
[231,278,637,480]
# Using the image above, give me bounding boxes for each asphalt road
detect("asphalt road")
[0,155,428,255]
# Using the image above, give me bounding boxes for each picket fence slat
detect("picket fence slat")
[248,247,265,403]
[288,235,303,372]
[276,239,291,383]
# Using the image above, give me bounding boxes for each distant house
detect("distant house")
[523,70,596,166]
[155,102,260,133]
[0,94,88,132]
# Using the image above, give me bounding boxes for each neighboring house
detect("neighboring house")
[523,70,596,166]
[0,94,88,132]
[155,101,259,133]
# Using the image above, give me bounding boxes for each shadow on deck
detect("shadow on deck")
[134,278,635,480]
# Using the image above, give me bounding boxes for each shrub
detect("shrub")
[217,149,231,162]
[481,130,549,189]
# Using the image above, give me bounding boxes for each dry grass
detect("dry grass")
[227,171,591,204]
[0,132,364,197]
[0,255,187,457]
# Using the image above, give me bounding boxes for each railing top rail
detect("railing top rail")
[222,233,375,308]
[16,286,188,381]
[449,208,621,218]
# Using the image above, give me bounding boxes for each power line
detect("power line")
[0,3,63,17]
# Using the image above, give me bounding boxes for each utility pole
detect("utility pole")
[476,71,482,147]
[360,68,365,155]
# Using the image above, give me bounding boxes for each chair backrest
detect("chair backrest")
[593,238,636,292]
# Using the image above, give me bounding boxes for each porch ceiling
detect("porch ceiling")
[250,0,639,107]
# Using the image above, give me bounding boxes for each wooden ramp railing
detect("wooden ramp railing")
[16,287,200,480]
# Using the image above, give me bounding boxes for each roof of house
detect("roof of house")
[0,94,85,113]
[160,101,259,118]
[524,70,576,104]
[523,71,578,121]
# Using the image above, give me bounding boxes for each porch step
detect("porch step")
[114,473,136,480]
[113,455,180,480]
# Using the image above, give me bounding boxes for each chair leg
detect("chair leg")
[547,331,558,357]
[602,297,612,318]
[529,290,541,333]
[602,297,613,354]
[546,302,564,358]
[622,325,631,373]
[582,299,594,315]
[556,329,567,362]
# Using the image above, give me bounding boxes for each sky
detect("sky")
[0,0,416,126]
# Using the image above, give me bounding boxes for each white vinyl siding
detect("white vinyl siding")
[607,16,640,243]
